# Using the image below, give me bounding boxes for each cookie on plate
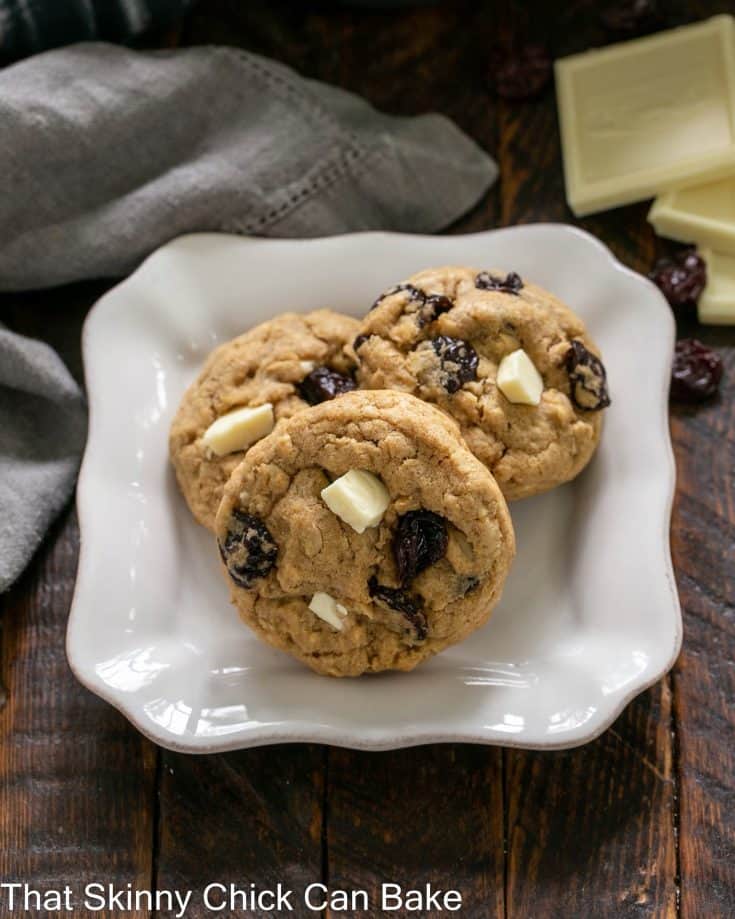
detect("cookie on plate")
[170,310,360,530]
[215,390,515,677]
[353,266,610,500]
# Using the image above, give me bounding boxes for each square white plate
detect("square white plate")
[68,226,681,752]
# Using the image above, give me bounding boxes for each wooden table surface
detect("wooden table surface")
[1,1,734,916]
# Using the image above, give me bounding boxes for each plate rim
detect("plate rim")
[68,223,682,753]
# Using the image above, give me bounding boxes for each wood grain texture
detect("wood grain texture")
[155,746,325,919]
[326,746,505,918]
[0,508,157,919]
[670,322,735,919]
[505,686,677,919]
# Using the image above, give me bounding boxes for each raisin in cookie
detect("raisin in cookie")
[354,266,610,500]
[170,310,360,530]
[215,390,515,677]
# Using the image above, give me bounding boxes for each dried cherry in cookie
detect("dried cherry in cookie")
[371,283,453,330]
[420,294,454,327]
[368,577,428,642]
[219,510,277,588]
[297,366,356,405]
[475,271,524,294]
[430,336,479,393]
[371,283,425,311]
[565,340,611,410]
[394,510,448,586]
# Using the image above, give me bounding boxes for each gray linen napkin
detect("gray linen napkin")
[0,41,497,588]
[0,42,497,290]
[0,326,86,591]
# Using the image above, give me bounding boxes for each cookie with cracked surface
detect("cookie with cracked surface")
[215,390,515,677]
[354,266,609,500]
[170,310,360,530]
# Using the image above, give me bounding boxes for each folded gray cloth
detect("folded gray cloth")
[0,41,497,589]
[0,326,86,591]
[0,42,497,290]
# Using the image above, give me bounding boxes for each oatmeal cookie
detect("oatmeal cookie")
[170,310,360,529]
[215,390,515,676]
[353,266,609,499]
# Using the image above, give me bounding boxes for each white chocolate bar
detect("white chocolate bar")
[649,177,735,255]
[699,249,735,324]
[556,16,735,216]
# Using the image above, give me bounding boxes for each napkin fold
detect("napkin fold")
[0,41,497,588]
[0,327,86,592]
[0,42,497,290]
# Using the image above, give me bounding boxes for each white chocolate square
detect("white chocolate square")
[321,469,390,534]
[699,249,735,324]
[308,592,348,631]
[649,178,735,255]
[202,403,274,456]
[556,16,735,215]
[496,349,544,406]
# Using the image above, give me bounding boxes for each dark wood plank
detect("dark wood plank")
[670,324,735,919]
[155,746,326,919]
[326,745,505,918]
[505,685,677,918]
[0,507,157,919]
[494,3,679,915]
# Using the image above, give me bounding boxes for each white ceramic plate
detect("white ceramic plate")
[68,226,681,752]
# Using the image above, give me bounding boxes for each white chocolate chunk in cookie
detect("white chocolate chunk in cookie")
[308,592,349,631]
[321,469,390,534]
[496,350,543,406]
[202,403,274,456]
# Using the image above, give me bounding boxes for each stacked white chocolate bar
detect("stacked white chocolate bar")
[649,186,735,324]
[555,15,735,323]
